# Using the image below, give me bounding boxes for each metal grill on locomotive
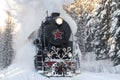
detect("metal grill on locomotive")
[34,13,80,76]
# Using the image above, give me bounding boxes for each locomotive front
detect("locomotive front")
[34,13,80,77]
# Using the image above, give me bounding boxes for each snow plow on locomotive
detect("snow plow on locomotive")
[34,12,81,77]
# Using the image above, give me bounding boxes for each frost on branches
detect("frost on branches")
[0,12,15,69]
[64,0,120,67]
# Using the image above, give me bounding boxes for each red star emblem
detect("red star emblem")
[54,29,63,40]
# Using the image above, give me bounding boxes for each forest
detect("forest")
[0,0,120,73]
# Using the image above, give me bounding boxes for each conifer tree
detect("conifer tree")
[0,11,15,69]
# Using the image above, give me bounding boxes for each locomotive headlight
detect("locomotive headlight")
[55,17,63,25]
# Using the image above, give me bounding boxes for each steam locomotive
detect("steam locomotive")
[34,12,81,77]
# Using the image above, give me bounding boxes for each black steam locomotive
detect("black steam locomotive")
[34,12,80,77]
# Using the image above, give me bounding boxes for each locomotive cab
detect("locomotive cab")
[34,12,80,77]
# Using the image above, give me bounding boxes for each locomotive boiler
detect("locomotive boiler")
[34,12,81,77]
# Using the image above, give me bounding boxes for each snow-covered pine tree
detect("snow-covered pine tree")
[0,29,6,69]
[108,0,120,66]
[64,0,120,66]
[0,11,15,69]
[93,0,112,60]
[64,0,100,53]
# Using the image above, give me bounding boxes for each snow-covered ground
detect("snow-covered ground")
[0,0,120,80]
[81,52,120,73]
[0,68,120,80]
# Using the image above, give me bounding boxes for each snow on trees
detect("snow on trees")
[0,11,15,69]
[64,0,120,67]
